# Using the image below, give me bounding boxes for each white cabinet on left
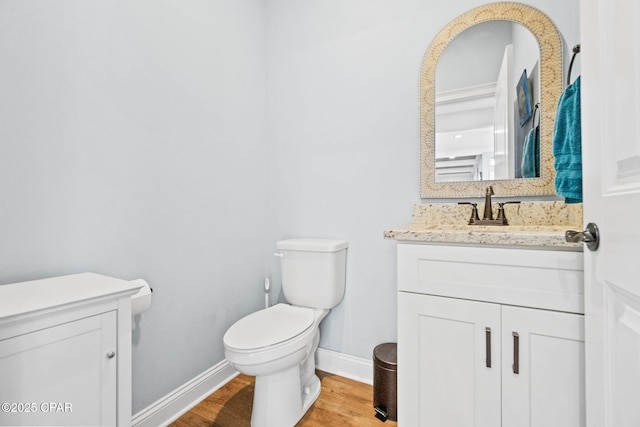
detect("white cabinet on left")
[0,273,143,427]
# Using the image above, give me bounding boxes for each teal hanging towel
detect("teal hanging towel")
[553,76,582,203]
[522,104,540,178]
[521,126,540,178]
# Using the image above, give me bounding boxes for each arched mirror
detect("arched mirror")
[420,2,563,198]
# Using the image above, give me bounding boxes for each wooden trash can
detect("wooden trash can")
[373,342,397,421]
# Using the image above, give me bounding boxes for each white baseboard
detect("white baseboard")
[131,359,238,427]
[315,347,373,385]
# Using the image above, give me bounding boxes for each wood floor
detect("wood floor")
[170,370,397,427]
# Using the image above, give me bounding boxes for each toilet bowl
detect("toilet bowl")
[223,238,348,427]
[224,304,328,427]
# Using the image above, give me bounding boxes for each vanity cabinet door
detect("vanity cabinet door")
[0,311,118,427]
[398,292,501,427]
[501,306,585,427]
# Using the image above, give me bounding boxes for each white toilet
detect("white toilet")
[223,238,348,427]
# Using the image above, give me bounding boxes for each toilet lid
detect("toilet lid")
[224,304,315,351]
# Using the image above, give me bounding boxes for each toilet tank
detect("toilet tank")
[276,238,348,309]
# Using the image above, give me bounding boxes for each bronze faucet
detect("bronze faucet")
[459,186,520,226]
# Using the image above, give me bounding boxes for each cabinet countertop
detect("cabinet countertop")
[384,224,583,250]
[0,272,143,322]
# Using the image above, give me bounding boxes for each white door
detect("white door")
[581,0,640,426]
[501,306,585,427]
[0,312,117,426]
[397,293,501,427]
[494,44,514,180]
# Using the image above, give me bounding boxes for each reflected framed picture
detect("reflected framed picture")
[517,69,533,126]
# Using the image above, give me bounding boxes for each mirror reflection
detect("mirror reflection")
[435,21,539,183]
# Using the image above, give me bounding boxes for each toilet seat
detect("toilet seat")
[224,304,314,351]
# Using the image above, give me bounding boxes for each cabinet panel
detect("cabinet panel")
[398,292,501,426]
[501,306,585,427]
[0,311,117,427]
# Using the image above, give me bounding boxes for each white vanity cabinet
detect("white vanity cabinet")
[397,243,585,427]
[0,273,142,427]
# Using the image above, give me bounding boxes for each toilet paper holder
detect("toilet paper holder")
[130,279,153,315]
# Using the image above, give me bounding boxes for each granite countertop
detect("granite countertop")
[384,202,584,250]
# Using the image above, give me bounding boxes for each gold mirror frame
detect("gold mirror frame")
[420,2,563,198]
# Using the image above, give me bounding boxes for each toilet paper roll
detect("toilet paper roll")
[130,279,152,315]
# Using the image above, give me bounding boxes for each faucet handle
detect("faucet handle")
[496,201,521,225]
[458,202,480,225]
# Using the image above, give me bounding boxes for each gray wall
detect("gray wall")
[0,0,269,413]
[0,0,579,416]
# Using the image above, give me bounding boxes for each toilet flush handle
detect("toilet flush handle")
[273,252,284,258]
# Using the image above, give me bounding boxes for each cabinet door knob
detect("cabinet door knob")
[106,351,116,359]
